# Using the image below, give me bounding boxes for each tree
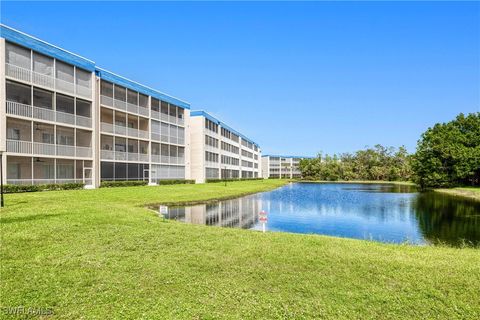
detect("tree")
[412,113,480,188]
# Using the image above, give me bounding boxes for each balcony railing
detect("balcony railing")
[100,95,114,107]
[32,71,54,89]
[100,122,114,134]
[6,101,92,128]
[56,78,75,95]
[100,150,150,162]
[33,106,55,122]
[150,155,184,164]
[6,63,31,83]
[56,111,76,126]
[138,106,149,117]
[151,110,161,120]
[6,64,92,99]
[76,84,92,99]
[7,179,85,185]
[6,139,92,158]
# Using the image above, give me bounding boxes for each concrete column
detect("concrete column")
[0,38,6,184]
[93,75,100,188]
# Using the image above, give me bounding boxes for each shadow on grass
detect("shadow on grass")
[0,213,67,224]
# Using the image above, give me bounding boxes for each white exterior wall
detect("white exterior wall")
[189,114,261,183]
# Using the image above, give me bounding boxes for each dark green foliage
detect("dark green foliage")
[412,113,480,188]
[100,180,194,188]
[206,178,264,183]
[299,145,412,182]
[100,180,148,188]
[3,183,84,193]
[157,179,195,185]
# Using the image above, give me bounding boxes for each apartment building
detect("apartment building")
[0,24,190,188]
[261,155,309,179]
[189,111,261,183]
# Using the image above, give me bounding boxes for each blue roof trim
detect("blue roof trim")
[95,68,190,110]
[191,110,259,147]
[1,24,95,71]
[263,155,314,159]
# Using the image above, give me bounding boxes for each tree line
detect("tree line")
[298,113,480,188]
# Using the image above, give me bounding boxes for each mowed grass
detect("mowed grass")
[435,187,480,201]
[1,180,479,319]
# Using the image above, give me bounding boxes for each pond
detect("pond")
[160,183,480,246]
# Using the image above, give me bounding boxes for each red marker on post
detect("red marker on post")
[259,210,268,233]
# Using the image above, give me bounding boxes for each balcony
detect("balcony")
[76,84,91,99]
[56,78,75,95]
[100,122,149,139]
[6,101,93,128]
[6,139,92,158]
[6,63,91,99]
[150,155,184,164]
[100,150,149,162]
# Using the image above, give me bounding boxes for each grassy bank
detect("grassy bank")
[297,180,415,186]
[434,187,480,202]
[1,180,479,319]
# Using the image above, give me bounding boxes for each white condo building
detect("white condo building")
[0,24,191,188]
[261,155,310,179]
[189,111,261,183]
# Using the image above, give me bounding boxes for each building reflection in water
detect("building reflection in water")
[162,195,262,230]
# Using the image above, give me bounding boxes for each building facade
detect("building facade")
[0,24,191,188]
[189,111,261,183]
[261,155,309,179]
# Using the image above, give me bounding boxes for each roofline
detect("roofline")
[0,24,95,63]
[262,155,314,159]
[191,110,260,147]
[95,67,190,109]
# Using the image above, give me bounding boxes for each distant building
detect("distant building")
[189,111,261,183]
[261,155,311,179]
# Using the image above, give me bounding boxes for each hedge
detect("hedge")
[206,178,264,183]
[3,183,85,194]
[100,179,195,188]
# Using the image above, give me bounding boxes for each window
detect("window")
[127,90,138,105]
[76,68,91,88]
[56,94,74,114]
[7,128,20,140]
[205,151,219,163]
[205,119,218,133]
[56,61,74,83]
[33,52,53,76]
[151,98,160,112]
[161,101,169,115]
[57,164,74,179]
[76,99,91,117]
[114,85,126,101]
[42,133,54,144]
[33,88,53,109]
[6,81,31,105]
[56,133,74,146]
[7,163,20,179]
[139,94,148,108]
[6,43,30,69]
[101,81,113,97]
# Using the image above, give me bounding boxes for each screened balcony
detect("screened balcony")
[6,156,92,185]
[100,136,149,162]
[5,42,92,99]
[100,80,150,116]
[6,80,92,128]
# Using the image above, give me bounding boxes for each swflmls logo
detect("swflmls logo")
[1,306,54,316]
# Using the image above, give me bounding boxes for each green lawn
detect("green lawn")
[1,180,479,319]
[435,187,480,201]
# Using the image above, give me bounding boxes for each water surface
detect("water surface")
[161,183,480,246]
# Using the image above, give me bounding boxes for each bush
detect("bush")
[4,183,84,194]
[100,180,195,188]
[100,180,148,188]
[157,179,195,185]
[206,178,264,183]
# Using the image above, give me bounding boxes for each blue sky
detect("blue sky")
[2,1,479,156]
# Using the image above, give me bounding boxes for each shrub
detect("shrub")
[157,179,195,185]
[3,183,84,194]
[100,180,148,188]
[206,178,264,183]
[100,180,195,188]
